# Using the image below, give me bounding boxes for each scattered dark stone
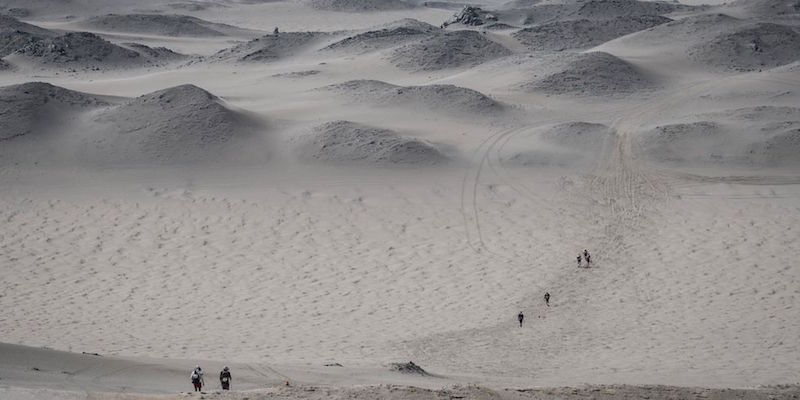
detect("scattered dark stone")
[389,361,429,375]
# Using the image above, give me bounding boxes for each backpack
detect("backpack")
[191,372,200,383]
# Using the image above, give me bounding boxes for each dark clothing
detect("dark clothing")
[544,292,550,306]
[517,312,524,327]
[220,370,232,390]
[191,368,204,392]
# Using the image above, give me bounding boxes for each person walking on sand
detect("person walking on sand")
[219,366,232,390]
[518,311,524,327]
[577,253,582,267]
[584,249,591,266]
[191,365,204,392]
[544,292,550,307]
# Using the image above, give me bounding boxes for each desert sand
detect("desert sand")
[0,0,799,398]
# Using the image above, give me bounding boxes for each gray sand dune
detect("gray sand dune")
[484,22,519,30]
[517,4,574,25]
[0,7,29,18]
[0,82,108,141]
[513,15,671,51]
[639,106,800,166]
[0,0,172,18]
[0,14,55,57]
[123,43,188,62]
[728,0,800,17]
[603,13,743,49]
[0,31,43,57]
[167,1,229,12]
[749,127,800,165]
[81,14,252,37]
[526,52,657,95]
[564,0,690,19]
[687,23,800,71]
[10,32,186,70]
[293,120,447,165]
[88,84,265,164]
[653,13,743,37]
[376,18,440,31]
[0,58,9,70]
[639,121,727,164]
[539,121,614,148]
[507,0,688,26]
[307,0,415,11]
[168,2,229,12]
[323,20,439,53]
[501,0,543,10]
[501,122,613,168]
[324,79,505,115]
[0,14,53,37]
[390,30,511,71]
[213,31,332,62]
[722,105,800,121]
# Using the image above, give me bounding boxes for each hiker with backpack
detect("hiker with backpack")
[583,249,591,266]
[190,366,204,392]
[544,292,550,307]
[517,311,524,327]
[220,366,232,390]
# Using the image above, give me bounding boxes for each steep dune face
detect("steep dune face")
[390,30,511,71]
[0,82,108,141]
[88,85,265,164]
[213,32,331,62]
[687,23,800,71]
[513,15,671,51]
[324,80,505,115]
[527,52,657,96]
[81,14,238,37]
[293,120,447,165]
